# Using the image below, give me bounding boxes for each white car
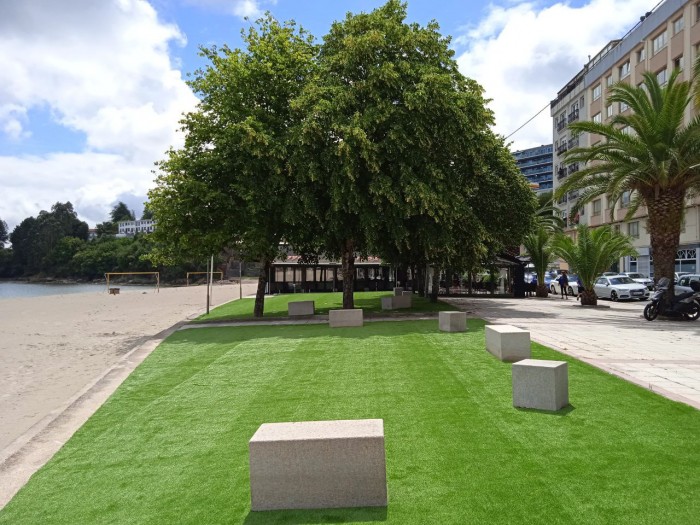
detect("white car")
[623,272,654,290]
[593,275,650,301]
[549,275,580,296]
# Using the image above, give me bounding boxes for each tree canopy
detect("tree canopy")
[0,218,7,246]
[110,202,135,223]
[291,0,535,307]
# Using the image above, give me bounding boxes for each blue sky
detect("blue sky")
[0,0,655,230]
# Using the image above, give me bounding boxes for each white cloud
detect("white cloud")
[0,0,198,229]
[455,0,654,150]
[183,0,269,19]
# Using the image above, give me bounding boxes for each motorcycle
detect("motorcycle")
[643,277,700,321]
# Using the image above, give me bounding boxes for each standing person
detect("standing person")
[576,276,585,301]
[558,270,569,299]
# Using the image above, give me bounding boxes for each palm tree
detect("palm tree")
[552,225,637,306]
[522,227,555,297]
[534,191,565,234]
[556,63,700,299]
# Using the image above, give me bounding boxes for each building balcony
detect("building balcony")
[567,163,580,175]
[556,120,567,132]
[556,144,568,156]
[567,137,579,150]
[557,167,567,180]
[567,108,580,123]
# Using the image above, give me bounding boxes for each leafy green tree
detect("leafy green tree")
[292,1,533,308]
[141,203,154,220]
[0,218,8,246]
[43,237,85,276]
[558,63,700,299]
[96,221,118,237]
[522,227,555,297]
[552,225,637,305]
[149,14,318,317]
[110,202,135,223]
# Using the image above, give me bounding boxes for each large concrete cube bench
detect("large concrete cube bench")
[393,287,404,296]
[381,295,412,310]
[512,359,569,411]
[485,324,531,362]
[439,311,467,332]
[288,300,315,317]
[249,419,388,511]
[329,308,363,327]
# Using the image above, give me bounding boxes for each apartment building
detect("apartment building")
[551,0,700,276]
[513,144,554,194]
[117,219,156,236]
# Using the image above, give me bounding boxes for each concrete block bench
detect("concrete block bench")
[393,287,404,296]
[249,419,388,511]
[288,300,315,317]
[439,311,467,332]
[329,309,363,327]
[381,295,412,310]
[485,325,531,362]
[512,359,569,411]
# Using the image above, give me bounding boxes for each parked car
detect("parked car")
[593,275,650,301]
[676,274,700,293]
[623,272,654,290]
[549,274,580,296]
[674,271,691,284]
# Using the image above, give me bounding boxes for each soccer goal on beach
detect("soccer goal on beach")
[186,271,223,286]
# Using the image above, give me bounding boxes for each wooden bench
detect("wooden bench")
[249,419,388,511]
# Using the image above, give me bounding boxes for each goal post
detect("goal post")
[186,271,223,286]
[105,272,160,293]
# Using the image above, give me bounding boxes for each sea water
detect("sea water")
[0,282,152,299]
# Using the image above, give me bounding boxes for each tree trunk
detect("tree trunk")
[467,271,473,295]
[580,289,597,306]
[535,283,549,298]
[445,267,452,295]
[417,266,425,296]
[646,189,684,303]
[430,267,440,302]
[341,239,355,309]
[253,259,270,318]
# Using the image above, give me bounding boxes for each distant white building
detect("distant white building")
[117,219,156,236]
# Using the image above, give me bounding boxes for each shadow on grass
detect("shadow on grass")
[514,404,576,416]
[243,506,388,524]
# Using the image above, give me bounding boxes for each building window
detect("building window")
[656,68,668,85]
[606,104,614,118]
[674,55,684,71]
[652,31,667,55]
[621,125,631,135]
[606,74,613,86]
[629,221,639,238]
[621,190,631,207]
[673,16,684,34]
[619,61,631,78]
[593,199,602,216]
[593,112,602,123]
[614,224,621,234]
[593,83,602,100]
[637,47,646,62]
[620,101,629,112]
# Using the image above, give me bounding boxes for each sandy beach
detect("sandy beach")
[0,283,257,455]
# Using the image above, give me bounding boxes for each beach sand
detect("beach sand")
[0,282,258,506]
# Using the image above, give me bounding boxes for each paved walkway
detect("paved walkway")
[442,295,700,410]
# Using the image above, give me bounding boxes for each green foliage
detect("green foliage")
[8,202,88,275]
[533,191,564,233]
[2,321,699,524]
[0,218,7,246]
[522,227,555,297]
[557,59,700,284]
[140,203,154,220]
[95,221,118,237]
[110,202,135,223]
[292,0,535,304]
[552,225,637,305]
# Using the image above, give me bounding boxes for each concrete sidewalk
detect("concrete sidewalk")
[442,295,700,410]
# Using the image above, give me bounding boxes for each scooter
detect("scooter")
[643,277,700,321]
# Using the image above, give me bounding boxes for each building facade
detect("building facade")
[512,144,554,194]
[551,0,700,276]
[117,219,156,236]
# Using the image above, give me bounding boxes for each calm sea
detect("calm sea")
[0,282,152,299]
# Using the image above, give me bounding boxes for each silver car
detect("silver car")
[623,272,654,290]
[594,275,650,301]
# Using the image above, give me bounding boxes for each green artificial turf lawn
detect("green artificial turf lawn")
[195,291,453,321]
[2,320,699,524]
